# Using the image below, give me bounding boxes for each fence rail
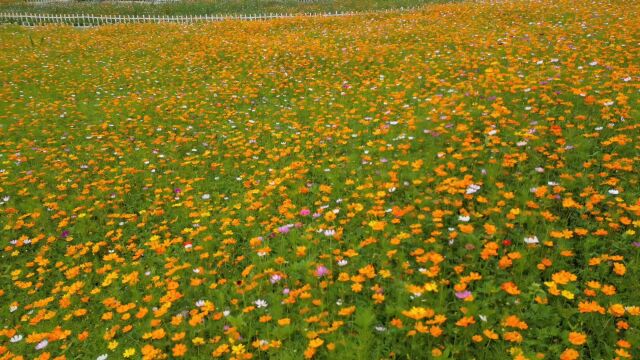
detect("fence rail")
[0,8,411,26]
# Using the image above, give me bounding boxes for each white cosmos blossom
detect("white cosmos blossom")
[324,229,336,237]
[375,325,387,332]
[466,184,481,194]
[97,354,108,360]
[524,236,539,244]
[10,334,23,343]
[195,300,205,307]
[458,215,470,222]
[35,339,48,350]
[254,299,268,308]
[608,189,619,195]
[337,259,348,266]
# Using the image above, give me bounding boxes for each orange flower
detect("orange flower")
[568,332,586,345]
[613,262,626,276]
[578,301,606,314]
[552,271,577,285]
[559,348,579,360]
[172,344,187,357]
[501,282,521,295]
[455,316,475,327]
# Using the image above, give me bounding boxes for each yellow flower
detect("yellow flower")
[123,348,136,358]
[368,220,386,231]
[108,341,119,350]
[231,344,245,355]
[561,290,574,300]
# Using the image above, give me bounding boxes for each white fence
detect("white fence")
[26,0,180,3]
[0,8,411,26]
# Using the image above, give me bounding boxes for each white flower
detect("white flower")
[608,189,619,195]
[458,215,470,222]
[9,305,17,312]
[535,167,544,173]
[195,300,205,307]
[10,334,23,343]
[223,310,230,317]
[324,229,336,237]
[374,325,387,332]
[97,355,108,360]
[35,339,48,350]
[202,194,211,200]
[524,236,539,244]
[479,315,487,322]
[254,299,268,308]
[337,259,348,266]
[547,181,558,186]
[516,141,528,147]
[465,184,481,194]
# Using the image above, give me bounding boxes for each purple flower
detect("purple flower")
[314,265,329,277]
[312,213,321,219]
[632,242,640,248]
[61,230,69,238]
[270,274,282,284]
[455,290,472,299]
[174,188,182,194]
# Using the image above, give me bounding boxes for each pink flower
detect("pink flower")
[277,226,290,234]
[455,290,472,299]
[300,209,311,216]
[314,265,329,277]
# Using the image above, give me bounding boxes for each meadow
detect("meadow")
[0,0,639,359]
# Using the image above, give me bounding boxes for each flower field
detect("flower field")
[0,0,639,359]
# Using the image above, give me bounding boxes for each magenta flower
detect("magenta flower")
[455,290,472,299]
[300,209,311,216]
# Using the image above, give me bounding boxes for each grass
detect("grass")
[0,0,454,16]
[0,0,639,359]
